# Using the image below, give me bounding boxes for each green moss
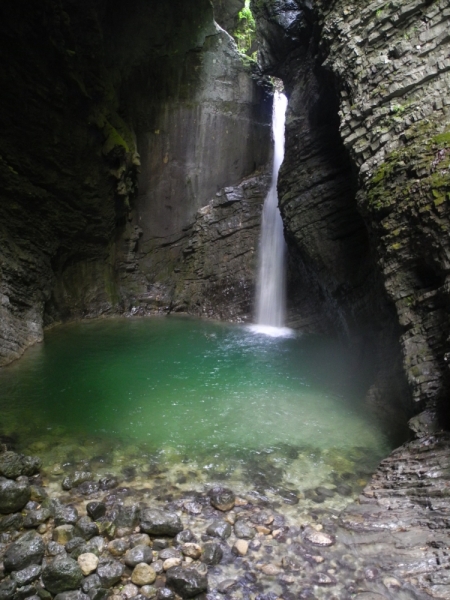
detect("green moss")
[233,0,256,56]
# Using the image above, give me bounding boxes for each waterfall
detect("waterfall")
[251,91,292,337]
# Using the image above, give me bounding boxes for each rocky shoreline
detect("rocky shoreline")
[1,432,449,600]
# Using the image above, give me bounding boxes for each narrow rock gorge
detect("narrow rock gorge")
[1,0,450,597]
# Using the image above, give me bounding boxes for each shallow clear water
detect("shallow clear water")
[0,316,403,499]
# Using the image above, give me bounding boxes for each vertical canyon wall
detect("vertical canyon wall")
[0,0,271,365]
[254,0,450,421]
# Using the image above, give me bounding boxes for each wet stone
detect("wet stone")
[107,538,130,557]
[48,541,66,556]
[234,520,255,540]
[114,505,140,528]
[77,553,99,576]
[232,540,248,556]
[0,513,23,532]
[55,506,79,527]
[124,544,153,567]
[87,589,109,600]
[97,560,125,588]
[217,579,237,594]
[66,537,85,553]
[11,565,42,586]
[0,477,31,514]
[159,548,181,561]
[98,476,119,491]
[53,525,75,545]
[75,517,99,540]
[140,509,183,537]
[202,542,223,565]
[162,557,181,571]
[131,564,157,586]
[140,586,157,598]
[0,580,17,600]
[53,592,89,600]
[121,584,139,599]
[312,572,337,586]
[77,482,100,496]
[165,566,208,598]
[4,530,45,572]
[62,472,93,491]
[156,589,174,600]
[181,543,202,560]
[206,520,232,540]
[130,533,151,547]
[42,557,84,594]
[175,530,197,545]
[303,528,335,547]
[23,508,51,529]
[152,539,169,551]
[86,502,106,521]
[208,487,235,512]
[81,575,102,593]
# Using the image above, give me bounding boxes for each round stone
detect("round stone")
[163,558,182,571]
[42,557,84,594]
[232,539,248,556]
[131,563,157,586]
[303,528,335,547]
[181,543,202,560]
[77,553,99,576]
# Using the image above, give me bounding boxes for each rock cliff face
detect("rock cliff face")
[0,0,271,365]
[255,0,450,420]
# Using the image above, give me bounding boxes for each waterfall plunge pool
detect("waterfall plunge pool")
[0,316,405,507]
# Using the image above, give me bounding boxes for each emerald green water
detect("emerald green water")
[0,317,403,496]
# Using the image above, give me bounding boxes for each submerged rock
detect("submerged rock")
[165,566,208,598]
[207,487,235,512]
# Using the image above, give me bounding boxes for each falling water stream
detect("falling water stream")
[254,91,289,333]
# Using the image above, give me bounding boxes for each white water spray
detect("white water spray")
[251,91,292,338]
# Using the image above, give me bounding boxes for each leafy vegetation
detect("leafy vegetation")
[233,0,257,58]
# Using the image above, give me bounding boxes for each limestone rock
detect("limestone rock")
[131,563,156,586]
[77,553,99,576]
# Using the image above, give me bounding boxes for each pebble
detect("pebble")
[131,563,157,586]
[233,539,248,556]
[121,583,139,599]
[303,528,335,547]
[162,557,181,570]
[261,563,281,576]
[77,553,99,575]
[181,543,202,560]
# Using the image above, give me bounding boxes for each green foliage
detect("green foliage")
[234,0,256,56]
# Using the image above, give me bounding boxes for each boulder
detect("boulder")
[4,531,45,572]
[0,477,31,514]
[42,557,84,594]
[166,566,207,598]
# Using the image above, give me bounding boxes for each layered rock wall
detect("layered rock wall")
[255,0,450,417]
[0,0,271,365]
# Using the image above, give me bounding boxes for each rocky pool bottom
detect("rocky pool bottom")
[1,432,450,600]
